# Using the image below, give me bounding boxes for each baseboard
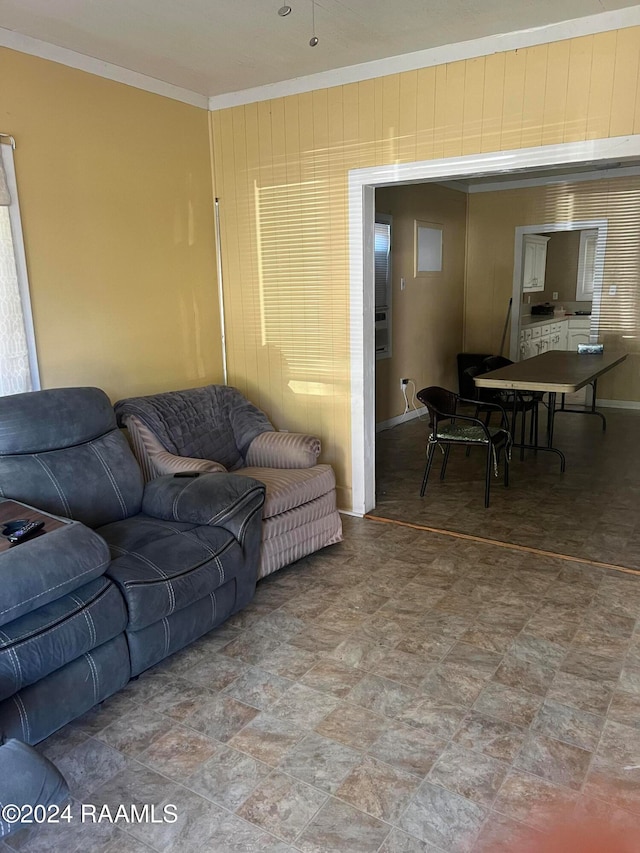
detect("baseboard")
[597,399,640,410]
[338,508,364,518]
[376,407,425,433]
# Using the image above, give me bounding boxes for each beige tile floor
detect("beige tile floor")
[4,410,640,852]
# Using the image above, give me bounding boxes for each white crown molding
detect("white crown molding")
[0,27,208,109]
[2,7,640,112]
[209,7,640,110]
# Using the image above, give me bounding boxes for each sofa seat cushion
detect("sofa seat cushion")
[99,514,245,631]
[235,464,336,519]
[0,576,127,702]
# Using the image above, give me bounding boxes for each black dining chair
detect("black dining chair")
[416,386,511,508]
[482,355,543,456]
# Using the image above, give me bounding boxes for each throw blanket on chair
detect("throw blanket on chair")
[114,385,273,471]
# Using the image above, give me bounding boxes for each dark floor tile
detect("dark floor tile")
[608,690,640,730]
[560,648,624,687]
[222,667,294,710]
[429,743,508,808]
[347,673,416,717]
[492,769,578,830]
[55,738,129,799]
[399,780,487,852]
[278,732,362,793]
[532,699,604,751]
[139,725,219,780]
[368,723,446,777]
[299,660,364,697]
[453,710,526,763]
[296,797,389,853]
[228,711,305,765]
[185,742,271,810]
[184,693,258,742]
[336,756,421,822]
[236,770,326,843]
[314,702,391,749]
[547,670,613,715]
[514,732,592,790]
[418,664,487,707]
[473,682,544,727]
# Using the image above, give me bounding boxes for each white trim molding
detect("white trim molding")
[349,135,640,515]
[0,27,208,109]
[597,399,640,410]
[376,408,425,433]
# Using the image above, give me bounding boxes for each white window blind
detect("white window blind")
[374,219,391,309]
[374,215,392,359]
[0,142,39,396]
[576,229,597,301]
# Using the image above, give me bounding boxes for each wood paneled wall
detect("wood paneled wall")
[210,28,640,509]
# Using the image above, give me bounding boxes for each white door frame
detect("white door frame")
[349,134,640,516]
[509,219,608,361]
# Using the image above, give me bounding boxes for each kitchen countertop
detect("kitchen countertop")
[520,314,591,329]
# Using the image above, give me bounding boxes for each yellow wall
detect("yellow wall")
[211,27,640,509]
[375,183,467,423]
[0,48,222,401]
[465,175,640,400]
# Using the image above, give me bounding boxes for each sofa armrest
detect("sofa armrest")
[245,431,321,468]
[148,451,227,477]
[0,519,111,628]
[0,739,69,837]
[142,473,265,546]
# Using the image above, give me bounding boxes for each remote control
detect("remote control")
[7,520,45,544]
[173,472,201,478]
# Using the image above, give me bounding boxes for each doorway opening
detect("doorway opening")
[349,135,640,517]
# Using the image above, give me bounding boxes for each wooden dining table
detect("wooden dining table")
[474,350,628,470]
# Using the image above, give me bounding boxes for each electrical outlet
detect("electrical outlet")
[400,378,409,390]
[552,291,558,300]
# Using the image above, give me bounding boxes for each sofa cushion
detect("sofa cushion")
[235,464,336,519]
[0,634,130,745]
[0,740,69,837]
[100,515,246,630]
[0,521,111,628]
[0,389,144,528]
[0,577,127,702]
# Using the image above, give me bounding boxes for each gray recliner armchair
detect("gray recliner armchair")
[0,387,265,745]
[114,385,343,579]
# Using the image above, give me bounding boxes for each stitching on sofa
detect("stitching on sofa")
[109,545,176,614]
[0,585,110,647]
[33,456,72,517]
[90,444,127,517]
[12,693,29,742]
[237,503,264,547]
[171,481,194,519]
[214,555,224,586]
[85,652,99,703]
[71,593,97,649]
[132,518,219,559]
[0,627,20,688]
[162,618,170,656]
[209,591,216,624]
[0,561,110,620]
[205,485,264,528]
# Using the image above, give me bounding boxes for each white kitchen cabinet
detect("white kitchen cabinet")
[567,317,591,350]
[522,235,550,293]
[549,321,567,350]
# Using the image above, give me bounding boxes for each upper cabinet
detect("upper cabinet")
[522,234,550,293]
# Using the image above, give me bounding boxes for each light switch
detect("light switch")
[552,292,558,300]
[400,277,406,291]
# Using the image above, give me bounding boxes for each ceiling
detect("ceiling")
[0,0,638,100]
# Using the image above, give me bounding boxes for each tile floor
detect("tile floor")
[374,407,640,569]
[5,409,640,851]
[5,507,640,852]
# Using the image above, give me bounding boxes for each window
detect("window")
[374,214,392,359]
[576,228,597,301]
[0,140,39,396]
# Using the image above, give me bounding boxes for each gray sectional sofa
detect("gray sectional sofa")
[0,386,265,817]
